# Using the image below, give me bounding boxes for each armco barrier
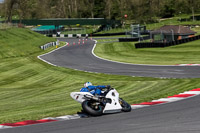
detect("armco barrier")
[40,42,57,50]
[135,35,200,48]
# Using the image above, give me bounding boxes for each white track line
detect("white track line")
[131,105,150,109]
[180,91,200,95]
[37,45,67,66]
[0,125,12,129]
[177,64,200,66]
[92,40,177,67]
[151,97,184,102]
[92,40,200,67]
[132,89,200,110]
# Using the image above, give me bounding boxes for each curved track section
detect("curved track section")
[39,38,200,78]
[2,38,200,133]
[3,95,200,133]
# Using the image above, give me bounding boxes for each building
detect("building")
[150,25,196,42]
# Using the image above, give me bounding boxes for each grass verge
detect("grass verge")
[0,28,200,124]
[94,40,200,65]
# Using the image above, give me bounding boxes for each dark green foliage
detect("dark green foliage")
[93,1,106,18]
[162,0,176,18]
[1,0,200,24]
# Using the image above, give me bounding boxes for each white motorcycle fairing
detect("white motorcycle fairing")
[103,89,122,114]
[70,89,122,114]
[70,92,93,103]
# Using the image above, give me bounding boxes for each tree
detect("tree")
[4,0,17,22]
[160,0,176,18]
[17,0,32,22]
[105,0,112,19]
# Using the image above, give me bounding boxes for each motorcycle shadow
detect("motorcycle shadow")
[77,110,132,118]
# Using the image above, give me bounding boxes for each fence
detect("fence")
[135,35,200,48]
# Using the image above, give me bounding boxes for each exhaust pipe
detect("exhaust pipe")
[84,95,100,101]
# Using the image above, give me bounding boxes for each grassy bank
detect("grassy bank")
[0,28,200,124]
[0,28,56,58]
[94,40,200,65]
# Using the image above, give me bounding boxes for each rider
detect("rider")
[80,82,109,96]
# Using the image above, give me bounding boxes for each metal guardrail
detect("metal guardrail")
[40,42,57,50]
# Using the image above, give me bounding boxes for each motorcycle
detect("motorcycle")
[70,87,131,116]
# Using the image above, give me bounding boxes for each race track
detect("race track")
[3,95,200,133]
[3,38,200,133]
[39,38,200,78]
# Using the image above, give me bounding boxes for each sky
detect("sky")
[0,0,4,3]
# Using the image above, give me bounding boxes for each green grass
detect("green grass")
[0,28,56,58]
[0,28,200,124]
[95,39,119,43]
[94,40,200,65]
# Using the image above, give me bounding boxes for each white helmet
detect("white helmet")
[84,82,92,87]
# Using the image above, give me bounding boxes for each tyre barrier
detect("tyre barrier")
[119,37,139,42]
[92,32,125,37]
[135,35,200,48]
[40,42,57,50]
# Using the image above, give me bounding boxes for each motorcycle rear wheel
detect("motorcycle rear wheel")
[82,100,103,116]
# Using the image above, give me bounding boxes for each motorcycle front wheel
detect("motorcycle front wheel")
[119,98,132,112]
[82,100,103,116]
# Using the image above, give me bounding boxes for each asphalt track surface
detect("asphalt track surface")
[39,38,200,78]
[2,38,200,133]
[3,95,200,133]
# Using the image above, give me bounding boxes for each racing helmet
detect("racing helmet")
[84,82,92,88]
